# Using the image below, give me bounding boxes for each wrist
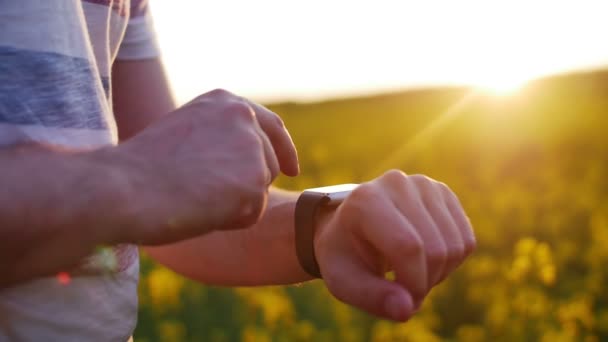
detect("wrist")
[79,146,139,244]
[295,184,357,278]
[7,144,133,246]
[313,206,337,249]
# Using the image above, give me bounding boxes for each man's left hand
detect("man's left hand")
[314,170,476,321]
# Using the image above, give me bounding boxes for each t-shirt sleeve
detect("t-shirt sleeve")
[116,0,160,60]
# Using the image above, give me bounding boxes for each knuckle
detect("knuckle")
[207,88,234,98]
[392,231,424,257]
[252,167,270,188]
[242,154,269,187]
[223,101,255,122]
[273,114,286,128]
[425,242,448,265]
[241,129,263,147]
[381,169,408,187]
[408,174,434,188]
[464,236,477,256]
[384,169,407,181]
[343,184,381,214]
[237,189,267,226]
[267,164,279,181]
[398,235,424,257]
[449,191,465,209]
[349,183,380,202]
[446,243,464,261]
[408,174,439,198]
[233,141,269,186]
[192,88,233,103]
[233,130,263,155]
[434,181,452,196]
[189,93,207,104]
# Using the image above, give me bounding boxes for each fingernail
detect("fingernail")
[384,293,411,321]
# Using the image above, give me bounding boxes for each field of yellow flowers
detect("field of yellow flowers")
[135,70,608,342]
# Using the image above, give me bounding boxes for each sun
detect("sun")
[479,78,526,95]
[470,71,532,96]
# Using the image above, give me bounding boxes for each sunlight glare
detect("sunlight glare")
[150,1,608,103]
[472,73,529,96]
[370,90,480,178]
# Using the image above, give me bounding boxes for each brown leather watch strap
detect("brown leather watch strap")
[295,191,330,278]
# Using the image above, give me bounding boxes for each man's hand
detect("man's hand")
[314,170,475,322]
[0,89,300,287]
[111,89,299,245]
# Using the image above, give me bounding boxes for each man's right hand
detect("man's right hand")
[109,89,299,245]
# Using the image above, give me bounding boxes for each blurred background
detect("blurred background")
[135,1,608,341]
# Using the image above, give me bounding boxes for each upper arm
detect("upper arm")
[111,1,176,141]
[111,58,176,141]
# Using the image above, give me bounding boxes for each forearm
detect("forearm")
[112,58,311,285]
[144,188,315,286]
[0,144,131,287]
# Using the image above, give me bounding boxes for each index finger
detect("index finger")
[246,101,300,177]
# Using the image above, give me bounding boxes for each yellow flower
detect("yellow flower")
[158,320,186,342]
[515,237,537,257]
[456,325,486,342]
[539,265,556,286]
[235,287,294,327]
[147,267,185,310]
[241,325,271,342]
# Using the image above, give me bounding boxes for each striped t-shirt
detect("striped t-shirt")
[0,0,159,340]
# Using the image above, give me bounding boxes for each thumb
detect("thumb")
[321,252,416,322]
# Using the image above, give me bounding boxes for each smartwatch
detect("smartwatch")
[295,184,358,278]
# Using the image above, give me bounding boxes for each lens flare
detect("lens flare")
[56,272,71,285]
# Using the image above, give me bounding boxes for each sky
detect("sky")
[150,0,608,104]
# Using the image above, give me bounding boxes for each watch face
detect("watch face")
[304,184,358,204]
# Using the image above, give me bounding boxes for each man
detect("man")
[0,0,476,340]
